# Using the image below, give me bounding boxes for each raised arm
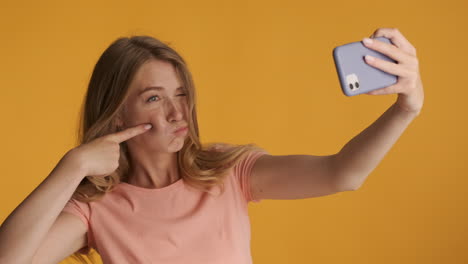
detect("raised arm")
[333,102,418,189]
[249,153,345,200]
[336,27,424,188]
[248,28,424,200]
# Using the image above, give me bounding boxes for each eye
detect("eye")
[147,95,160,103]
[146,94,186,103]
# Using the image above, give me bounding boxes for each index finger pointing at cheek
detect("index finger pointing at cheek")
[111,123,152,143]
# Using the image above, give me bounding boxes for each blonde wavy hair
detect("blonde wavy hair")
[68,35,265,262]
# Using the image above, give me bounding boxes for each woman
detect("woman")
[0,27,424,264]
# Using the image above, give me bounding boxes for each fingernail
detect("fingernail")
[144,124,152,129]
[363,37,373,45]
[365,55,375,62]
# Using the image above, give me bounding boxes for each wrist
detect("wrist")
[394,101,421,119]
[62,149,88,180]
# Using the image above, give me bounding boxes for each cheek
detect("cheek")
[146,119,166,134]
[124,105,148,122]
[183,105,190,118]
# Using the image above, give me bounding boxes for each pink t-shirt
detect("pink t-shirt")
[62,150,269,264]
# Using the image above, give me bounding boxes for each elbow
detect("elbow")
[330,154,356,192]
[348,183,361,191]
[333,172,360,192]
[340,174,364,191]
[340,181,361,192]
[345,176,365,191]
[334,172,363,192]
[330,153,364,192]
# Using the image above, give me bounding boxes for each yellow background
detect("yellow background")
[0,0,466,263]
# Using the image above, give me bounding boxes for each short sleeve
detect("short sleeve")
[62,198,92,255]
[233,149,269,203]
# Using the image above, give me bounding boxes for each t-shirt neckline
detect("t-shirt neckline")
[118,178,184,193]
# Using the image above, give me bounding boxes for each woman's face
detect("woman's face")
[118,59,189,153]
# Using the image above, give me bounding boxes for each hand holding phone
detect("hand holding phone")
[333,36,398,96]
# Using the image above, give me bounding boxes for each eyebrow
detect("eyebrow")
[138,86,185,96]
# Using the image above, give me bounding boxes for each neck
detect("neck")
[126,151,181,189]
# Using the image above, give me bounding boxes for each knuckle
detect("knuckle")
[408,77,418,87]
[405,55,418,68]
[103,135,113,142]
[404,68,413,78]
[105,137,116,145]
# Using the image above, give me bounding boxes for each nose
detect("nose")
[165,97,185,121]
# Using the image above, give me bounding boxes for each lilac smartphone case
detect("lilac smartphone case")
[333,36,398,96]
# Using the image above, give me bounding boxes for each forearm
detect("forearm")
[334,103,418,189]
[0,150,85,263]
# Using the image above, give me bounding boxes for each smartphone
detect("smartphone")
[333,36,398,96]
